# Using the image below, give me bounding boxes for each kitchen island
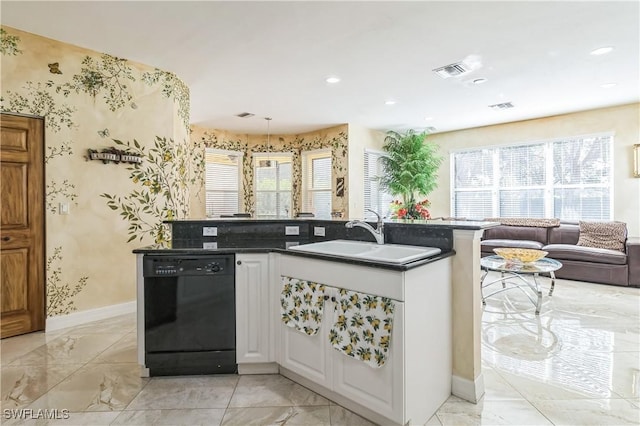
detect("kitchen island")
[135,218,496,424]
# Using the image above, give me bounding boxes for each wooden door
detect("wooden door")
[1,114,45,338]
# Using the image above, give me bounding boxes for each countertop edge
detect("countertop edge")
[133,246,456,271]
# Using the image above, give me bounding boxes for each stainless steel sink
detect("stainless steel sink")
[288,240,441,264]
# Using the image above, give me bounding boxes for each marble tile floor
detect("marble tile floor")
[1,275,639,425]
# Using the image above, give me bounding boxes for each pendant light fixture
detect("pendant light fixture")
[259,117,276,168]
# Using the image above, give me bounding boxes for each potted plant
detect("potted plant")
[379,130,443,219]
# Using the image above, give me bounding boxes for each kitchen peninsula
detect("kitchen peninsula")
[134,218,497,425]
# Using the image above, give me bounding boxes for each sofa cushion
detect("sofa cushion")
[482,239,545,251]
[548,223,580,245]
[577,221,627,253]
[543,244,627,265]
[482,225,548,245]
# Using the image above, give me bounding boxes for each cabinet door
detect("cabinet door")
[279,287,333,389]
[332,302,405,424]
[236,253,271,364]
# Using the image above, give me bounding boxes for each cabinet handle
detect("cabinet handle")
[323,295,329,301]
[236,260,242,265]
[331,297,336,302]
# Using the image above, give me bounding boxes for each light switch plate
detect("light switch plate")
[285,226,299,236]
[202,242,218,249]
[203,227,218,236]
[314,226,325,237]
[59,202,70,215]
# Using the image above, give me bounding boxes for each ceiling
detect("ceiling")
[1,1,638,135]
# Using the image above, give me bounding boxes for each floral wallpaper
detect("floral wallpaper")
[191,125,349,217]
[0,26,188,316]
[102,135,203,244]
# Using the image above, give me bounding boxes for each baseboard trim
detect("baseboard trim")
[46,301,136,332]
[452,373,485,403]
[238,363,279,375]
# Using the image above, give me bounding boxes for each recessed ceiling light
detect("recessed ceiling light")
[472,78,488,84]
[385,100,397,105]
[590,46,614,56]
[325,76,340,84]
[601,82,617,88]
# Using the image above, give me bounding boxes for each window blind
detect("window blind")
[205,148,242,217]
[302,150,332,219]
[452,149,494,219]
[451,134,613,220]
[364,149,393,218]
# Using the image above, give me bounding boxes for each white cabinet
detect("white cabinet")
[278,254,452,425]
[279,283,403,422]
[280,305,333,388]
[235,253,272,365]
[331,300,404,422]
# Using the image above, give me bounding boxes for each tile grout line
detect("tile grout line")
[220,373,242,425]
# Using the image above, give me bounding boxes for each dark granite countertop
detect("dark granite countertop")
[166,218,499,231]
[136,217,492,270]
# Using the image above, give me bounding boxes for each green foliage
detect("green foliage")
[102,136,204,244]
[46,180,78,213]
[1,81,76,132]
[46,247,89,317]
[0,28,22,56]
[45,140,73,163]
[379,130,443,206]
[56,54,135,111]
[142,69,190,131]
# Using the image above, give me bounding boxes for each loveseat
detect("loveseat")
[481,219,640,287]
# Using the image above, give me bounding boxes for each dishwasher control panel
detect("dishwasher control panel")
[143,255,234,277]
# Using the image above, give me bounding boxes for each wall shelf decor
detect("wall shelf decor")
[87,148,142,165]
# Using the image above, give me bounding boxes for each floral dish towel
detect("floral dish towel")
[329,289,395,368]
[280,276,326,336]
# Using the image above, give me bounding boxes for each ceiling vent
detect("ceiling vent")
[489,102,515,110]
[433,62,472,79]
[235,112,255,118]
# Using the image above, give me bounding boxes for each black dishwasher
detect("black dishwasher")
[143,254,236,376]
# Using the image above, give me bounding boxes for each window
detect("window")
[364,149,393,219]
[254,153,292,218]
[451,134,613,220]
[205,148,242,217]
[302,149,332,219]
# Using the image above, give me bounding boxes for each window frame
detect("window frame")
[301,148,332,219]
[253,151,293,219]
[204,148,243,218]
[450,133,614,220]
[364,148,393,219]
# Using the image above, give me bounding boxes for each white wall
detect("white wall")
[428,103,640,237]
[347,124,386,218]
